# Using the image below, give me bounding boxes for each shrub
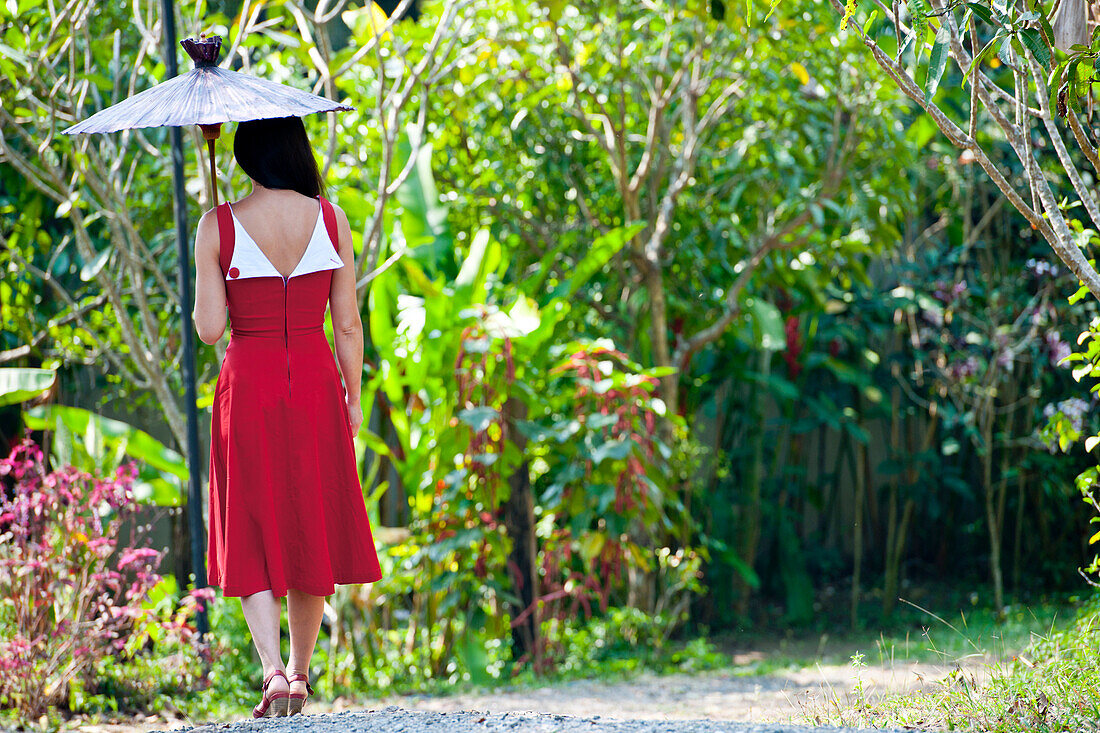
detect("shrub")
[0,438,207,721]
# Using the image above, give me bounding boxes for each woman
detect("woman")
[192,116,382,718]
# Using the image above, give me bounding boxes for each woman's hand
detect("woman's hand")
[346,398,364,435]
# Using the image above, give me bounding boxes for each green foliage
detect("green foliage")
[23,404,186,506]
[813,595,1100,731]
[0,368,55,406]
[350,116,702,682]
[531,607,726,680]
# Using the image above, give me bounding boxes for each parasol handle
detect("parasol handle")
[199,123,222,207]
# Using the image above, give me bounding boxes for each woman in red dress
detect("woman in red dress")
[192,116,382,718]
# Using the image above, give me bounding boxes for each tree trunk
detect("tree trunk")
[734,350,769,616]
[882,499,915,620]
[1013,404,1033,592]
[642,262,676,424]
[982,405,1005,616]
[502,396,539,664]
[172,507,191,588]
[851,396,867,631]
[883,388,901,619]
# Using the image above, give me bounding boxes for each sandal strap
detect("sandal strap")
[261,669,288,692]
[288,672,314,696]
[253,673,290,718]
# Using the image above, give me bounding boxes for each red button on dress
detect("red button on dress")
[206,197,382,598]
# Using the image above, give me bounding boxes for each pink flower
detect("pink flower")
[118,547,161,570]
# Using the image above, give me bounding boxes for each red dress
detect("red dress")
[206,196,382,598]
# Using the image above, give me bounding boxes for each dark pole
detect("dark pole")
[161,0,209,639]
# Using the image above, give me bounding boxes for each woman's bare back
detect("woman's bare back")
[229,188,323,278]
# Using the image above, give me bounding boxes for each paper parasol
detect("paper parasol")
[63,35,354,205]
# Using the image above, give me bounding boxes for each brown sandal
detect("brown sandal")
[252,669,290,718]
[287,672,314,716]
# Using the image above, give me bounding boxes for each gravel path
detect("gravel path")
[378,663,951,721]
[173,706,914,733]
[64,656,966,732]
[147,661,956,733]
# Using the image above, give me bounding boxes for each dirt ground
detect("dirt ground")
[74,654,978,732]
[367,658,970,723]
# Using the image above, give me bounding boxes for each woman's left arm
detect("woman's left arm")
[193,209,228,345]
[328,204,364,434]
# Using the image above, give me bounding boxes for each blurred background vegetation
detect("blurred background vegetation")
[4,0,1100,727]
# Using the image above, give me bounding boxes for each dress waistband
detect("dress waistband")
[230,326,326,339]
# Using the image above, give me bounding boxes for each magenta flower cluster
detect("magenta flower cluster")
[0,438,207,719]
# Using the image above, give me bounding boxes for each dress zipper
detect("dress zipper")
[283,275,291,397]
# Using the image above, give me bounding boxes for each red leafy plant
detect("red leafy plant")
[0,438,208,721]
[515,343,701,673]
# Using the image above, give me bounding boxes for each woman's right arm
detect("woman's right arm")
[193,209,228,345]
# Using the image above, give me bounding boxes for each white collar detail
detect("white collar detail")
[225,205,344,281]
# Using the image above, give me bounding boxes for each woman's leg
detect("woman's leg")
[287,588,326,694]
[240,590,290,695]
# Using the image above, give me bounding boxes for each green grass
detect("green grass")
[805,597,1100,731]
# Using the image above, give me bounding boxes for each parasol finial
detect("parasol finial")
[181,36,225,205]
[181,36,222,68]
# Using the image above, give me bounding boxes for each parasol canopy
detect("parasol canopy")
[62,35,354,207]
[63,36,353,135]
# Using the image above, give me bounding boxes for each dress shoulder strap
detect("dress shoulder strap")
[318,196,339,253]
[216,203,235,274]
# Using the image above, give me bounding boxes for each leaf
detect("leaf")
[79,247,111,282]
[393,127,456,280]
[456,406,498,433]
[1017,27,1052,68]
[342,1,391,39]
[790,62,810,85]
[455,623,492,687]
[1038,9,1057,51]
[24,405,188,482]
[906,0,931,49]
[586,413,619,430]
[839,0,857,30]
[556,222,645,300]
[483,296,541,339]
[455,228,496,295]
[588,438,633,465]
[725,552,761,589]
[745,297,785,351]
[863,9,879,35]
[359,429,392,458]
[0,367,56,406]
[132,477,184,507]
[965,33,1004,80]
[1087,435,1100,452]
[966,2,994,25]
[515,419,556,443]
[578,531,606,562]
[997,36,1015,68]
[926,24,950,100]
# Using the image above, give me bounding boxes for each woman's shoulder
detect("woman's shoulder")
[195,205,221,237]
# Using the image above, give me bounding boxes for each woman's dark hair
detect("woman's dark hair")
[233,116,325,198]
